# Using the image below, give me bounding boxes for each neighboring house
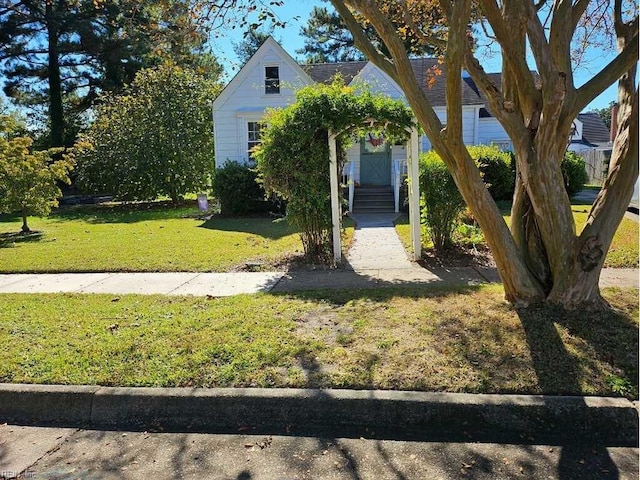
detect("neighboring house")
[568,111,615,185]
[568,112,613,153]
[212,37,513,190]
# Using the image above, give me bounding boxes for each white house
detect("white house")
[212,37,514,189]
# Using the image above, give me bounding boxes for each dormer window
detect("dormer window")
[265,66,280,94]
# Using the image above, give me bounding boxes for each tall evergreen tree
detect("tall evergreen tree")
[232,25,276,64]
[297,6,364,63]
[0,0,217,147]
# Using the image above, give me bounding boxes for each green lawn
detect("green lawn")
[0,286,637,397]
[396,206,639,268]
[0,202,306,273]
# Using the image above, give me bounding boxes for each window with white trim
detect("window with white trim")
[247,121,263,161]
[264,66,280,94]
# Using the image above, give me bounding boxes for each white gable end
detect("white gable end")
[213,37,314,166]
[350,62,404,100]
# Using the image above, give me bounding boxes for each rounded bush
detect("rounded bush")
[562,151,589,197]
[212,161,266,215]
[468,145,515,201]
[419,151,466,250]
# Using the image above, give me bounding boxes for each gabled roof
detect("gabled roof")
[212,36,314,110]
[302,57,493,107]
[577,112,611,147]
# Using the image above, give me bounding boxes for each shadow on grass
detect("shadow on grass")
[50,201,197,224]
[0,231,44,248]
[198,215,298,240]
[278,282,485,305]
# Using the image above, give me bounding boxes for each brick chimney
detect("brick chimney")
[610,103,619,142]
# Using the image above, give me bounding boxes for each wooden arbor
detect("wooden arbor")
[328,123,421,263]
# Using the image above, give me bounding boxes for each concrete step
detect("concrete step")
[352,187,395,213]
[353,206,396,213]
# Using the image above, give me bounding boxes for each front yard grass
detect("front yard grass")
[395,206,639,268]
[0,202,306,273]
[0,286,637,398]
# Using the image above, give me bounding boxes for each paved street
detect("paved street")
[2,424,638,480]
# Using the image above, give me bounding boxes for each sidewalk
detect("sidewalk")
[0,268,637,296]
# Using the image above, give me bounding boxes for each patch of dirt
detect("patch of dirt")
[419,244,496,269]
[294,308,354,344]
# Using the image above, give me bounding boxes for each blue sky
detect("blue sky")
[208,0,620,112]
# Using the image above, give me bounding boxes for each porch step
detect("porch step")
[352,187,395,213]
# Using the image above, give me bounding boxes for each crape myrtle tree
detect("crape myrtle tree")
[201,0,637,309]
[326,0,637,309]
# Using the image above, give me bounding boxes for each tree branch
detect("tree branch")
[439,0,469,144]
[571,0,590,32]
[521,0,555,83]
[571,31,639,116]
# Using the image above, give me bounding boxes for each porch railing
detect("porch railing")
[348,161,355,212]
[342,161,356,212]
[393,159,408,213]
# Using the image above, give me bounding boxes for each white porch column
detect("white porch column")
[328,130,342,264]
[408,127,421,260]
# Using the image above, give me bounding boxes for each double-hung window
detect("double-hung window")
[247,121,263,161]
[264,66,280,94]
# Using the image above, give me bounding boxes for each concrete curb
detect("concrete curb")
[0,384,637,444]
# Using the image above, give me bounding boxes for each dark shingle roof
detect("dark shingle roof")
[577,112,611,147]
[302,61,368,84]
[301,58,495,107]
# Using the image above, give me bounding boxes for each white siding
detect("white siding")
[213,39,312,167]
[421,107,478,151]
[351,63,405,100]
[477,117,510,149]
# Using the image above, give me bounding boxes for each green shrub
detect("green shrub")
[212,161,266,215]
[419,151,466,250]
[468,145,515,201]
[562,151,589,197]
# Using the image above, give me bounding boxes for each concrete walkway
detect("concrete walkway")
[0,209,637,296]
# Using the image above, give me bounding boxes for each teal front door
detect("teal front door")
[360,137,391,186]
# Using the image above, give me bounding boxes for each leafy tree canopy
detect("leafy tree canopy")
[0,0,219,147]
[0,118,73,232]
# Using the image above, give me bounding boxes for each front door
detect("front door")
[360,135,391,186]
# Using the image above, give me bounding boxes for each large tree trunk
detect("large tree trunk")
[46,2,64,148]
[547,71,638,307]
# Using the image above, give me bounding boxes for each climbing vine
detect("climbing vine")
[255,78,414,261]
